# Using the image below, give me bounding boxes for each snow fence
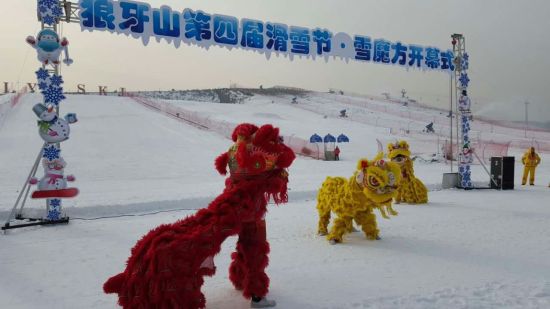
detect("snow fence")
[0,88,27,129]
[127,94,324,160]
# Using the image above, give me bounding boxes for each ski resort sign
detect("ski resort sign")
[79,0,455,72]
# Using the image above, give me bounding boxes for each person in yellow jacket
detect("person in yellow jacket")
[387,141,428,204]
[522,147,541,185]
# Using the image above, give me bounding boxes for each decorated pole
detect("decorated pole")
[452,34,473,189]
[3,1,81,231]
[30,1,78,221]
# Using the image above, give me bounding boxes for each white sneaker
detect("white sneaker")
[251,297,276,308]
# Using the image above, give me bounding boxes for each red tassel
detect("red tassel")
[215,152,229,175]
[253,125,275,145]
[276,145,296,169]
[236,142,250,169]
[232,123,258,141]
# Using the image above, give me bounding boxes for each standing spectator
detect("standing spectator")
[521,147,541,185]
[334,146,341,161]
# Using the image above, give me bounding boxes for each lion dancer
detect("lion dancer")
[317,157,402,244]
[387,141,428,204]
[103,123,295,309]
[522,147,541,186]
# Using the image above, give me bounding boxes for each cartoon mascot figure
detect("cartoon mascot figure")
[26,29,73,66]
[387,141,428,204]
[317,156,402,244]
[103,123,295,309]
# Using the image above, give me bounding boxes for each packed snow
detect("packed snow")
[1,93,549,308]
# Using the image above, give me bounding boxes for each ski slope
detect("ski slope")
[1,93,550,308]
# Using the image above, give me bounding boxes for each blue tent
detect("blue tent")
[337,134,350,143]
[323,134,336,143]
[309,134,322,143]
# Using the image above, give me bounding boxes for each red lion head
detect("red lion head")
[215,123,296,204]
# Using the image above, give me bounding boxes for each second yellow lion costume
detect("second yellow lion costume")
[388,141,428,204]
[317,157,402,244]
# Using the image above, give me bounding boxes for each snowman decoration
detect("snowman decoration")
[29,158,78,198]
[460,142,474,164]
[458,90,471,113]
[26,29,73,66]
[33,103,77,143]
[30,103,79,199]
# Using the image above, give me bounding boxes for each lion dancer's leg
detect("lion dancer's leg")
[327,216,351,243]
[395,187,402,204]
[317,202,331,236]
[229,219,276,307]
[355,210,380,240]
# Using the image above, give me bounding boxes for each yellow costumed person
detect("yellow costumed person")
[387,141,428,204]
[522,147,541,185]
[316,156,402,244]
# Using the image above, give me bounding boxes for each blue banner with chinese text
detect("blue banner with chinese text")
[79,0,455,72]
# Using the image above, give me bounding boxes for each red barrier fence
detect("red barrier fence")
[0,88,27,128]
[127,94,324,160]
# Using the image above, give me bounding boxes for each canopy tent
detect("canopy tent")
[309,134,323,143]
[337,134,349,143]
[323,134,336,143]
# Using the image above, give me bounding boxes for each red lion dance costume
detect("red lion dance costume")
[103,123,296,309]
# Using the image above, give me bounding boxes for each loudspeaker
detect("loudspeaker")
[490,156,515,190]
[501,156,515,190]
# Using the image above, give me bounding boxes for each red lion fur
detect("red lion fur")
[104,123,295,309]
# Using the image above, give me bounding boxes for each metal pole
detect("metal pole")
[449,73,453,172]
[3,143,45,229]
[455,71,460,166]
[524,101,529,138]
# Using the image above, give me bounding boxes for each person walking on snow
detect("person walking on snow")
[522,147,541,185]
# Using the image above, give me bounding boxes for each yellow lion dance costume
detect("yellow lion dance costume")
[387,141,428,204]
[317,157,402,244]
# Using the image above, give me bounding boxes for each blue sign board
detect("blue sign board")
[79,0,455,72]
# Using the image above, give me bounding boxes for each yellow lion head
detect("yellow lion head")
[387,141,411,160]
[354,157,402,204]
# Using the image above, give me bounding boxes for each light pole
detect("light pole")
[524,101,530,138]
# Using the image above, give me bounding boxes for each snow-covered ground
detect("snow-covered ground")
[1,93,549,308]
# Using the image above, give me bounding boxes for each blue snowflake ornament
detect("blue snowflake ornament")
[50,199,62,208]
[43,86,65,105]
[459,73,470,88]
[50,75,64,87]
[36,68,50,81]
[42,15,56,25]
[51,5,63,17]
[39,0,57,7]
[38,0,62,26]
[461,53,469,70]
[47,209,61,221]
[43,145,61,160]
